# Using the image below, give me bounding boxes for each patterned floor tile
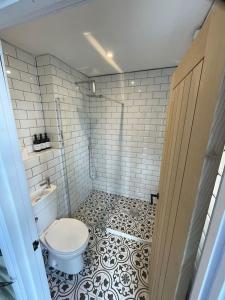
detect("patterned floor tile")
[73,190,156,241]
[46,191,155,299]
[46,227,150,299]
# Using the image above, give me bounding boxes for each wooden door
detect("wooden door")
[150,3,225,299]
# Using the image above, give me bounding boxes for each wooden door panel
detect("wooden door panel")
[162,60,204,300]
[155,80,186,297]
[158,71,193,298]
[152,61,203,299]
[149,89,175,292]
[150,85,182,295]
[150,4,225,300]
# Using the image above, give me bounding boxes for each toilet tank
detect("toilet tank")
[31,185,57,235]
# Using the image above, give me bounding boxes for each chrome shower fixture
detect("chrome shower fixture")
[92,80,96,94]
[75,79,96,94]
[75,80,124,105]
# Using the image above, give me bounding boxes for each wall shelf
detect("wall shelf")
[22,148,60,161]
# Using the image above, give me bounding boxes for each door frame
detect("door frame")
[190,171,225,300]
[0,42,51,299]
[149,3,225,299]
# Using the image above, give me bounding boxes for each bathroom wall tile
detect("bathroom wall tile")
[8,56,28,72]
[9,89,24,100]
[2,42,70,217]
[24,156,40,169]
[37,54,92,213]
[162,67,175,76]
[36,54,51,66]
[16,48,36,66]
[6,67,21,79]
[1,40,17,57]
[28,64,38,76]
[91,68,175,200]
[3,39,174,216]
[20,119,36,128]
[3,41,45,154]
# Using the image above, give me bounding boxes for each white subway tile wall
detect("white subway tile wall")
[23,149,69,217]
[91,69,175,200]
[2,39,175,211]
[2,40,45,154]
[2,41,69,216]
[37,54,92,212]
[3,41,92,216]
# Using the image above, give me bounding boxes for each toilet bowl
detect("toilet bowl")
[41,218,89,274]
[31,185,89,274]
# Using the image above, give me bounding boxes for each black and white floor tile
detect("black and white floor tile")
[73,191,156,241]
[46,226,150,299]
[46,191,156,299]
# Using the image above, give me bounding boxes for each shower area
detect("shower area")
[55,77,156,242]
[40,60,172,299]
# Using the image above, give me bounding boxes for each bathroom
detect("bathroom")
[0,1,225,300]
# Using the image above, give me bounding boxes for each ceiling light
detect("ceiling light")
[106,51,113,58]
[131,81,135,85]
[6,70,11,74]
[84,32,123,73]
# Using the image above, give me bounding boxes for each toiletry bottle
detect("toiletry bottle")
[44,133,51,149]
[39,133,45,150]
[33,134,41,152]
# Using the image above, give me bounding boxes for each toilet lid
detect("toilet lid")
[45,218,89,254]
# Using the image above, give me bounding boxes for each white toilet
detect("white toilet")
[31,185,89,274]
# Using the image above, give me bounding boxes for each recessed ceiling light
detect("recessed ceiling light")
[131,81,135,85]
[106,51,113,58]
[6,70,11,74]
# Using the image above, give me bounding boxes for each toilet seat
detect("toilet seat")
[44,218,89,255]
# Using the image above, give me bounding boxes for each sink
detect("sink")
[31,184,57,235]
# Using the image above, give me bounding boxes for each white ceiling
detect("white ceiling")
[0,0,212,76]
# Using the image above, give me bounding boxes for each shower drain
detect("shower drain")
[122,207,140,218]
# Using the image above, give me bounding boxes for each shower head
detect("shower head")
[92,81,96,94]
[75,79,96,94]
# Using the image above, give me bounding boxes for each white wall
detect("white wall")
[37,54,92,211]
[91,69,175,200]
[2,38,175,207]
[2,40,44,154]
[2,40,92,216]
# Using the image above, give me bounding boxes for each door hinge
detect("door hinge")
[32,240,39,251]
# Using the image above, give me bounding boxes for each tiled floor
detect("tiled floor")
[46,191,156,299]
[73,191,156,241]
